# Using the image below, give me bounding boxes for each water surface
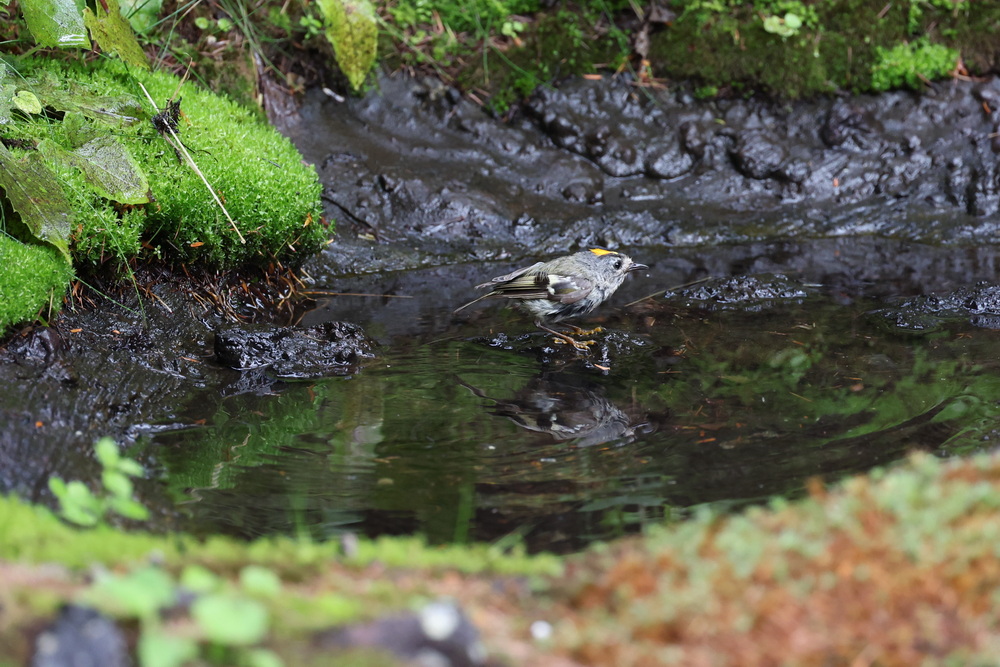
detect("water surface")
[148,240,1000,552]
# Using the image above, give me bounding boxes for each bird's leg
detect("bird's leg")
[535,321,595,351]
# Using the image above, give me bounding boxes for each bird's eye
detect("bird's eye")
[613,258,623,270]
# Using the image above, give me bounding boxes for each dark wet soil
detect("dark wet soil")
[5,73,1000,550]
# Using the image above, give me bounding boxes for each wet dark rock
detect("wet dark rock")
[821,101,882,150]
[730,130,786,180]
[315,600,486,667]
[666,274,811,310]
[4,327,65,365]
[31,605,129,667]
[872,282,1000,332]
[966,139,1000,217]
[644,137,695,180]
[214,321,376,377]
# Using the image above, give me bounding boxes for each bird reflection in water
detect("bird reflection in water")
[456,374,651,447]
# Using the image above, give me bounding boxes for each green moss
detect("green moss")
[0,235,74,329]
[644,0,994,97]
[870,38,960,91]
[391,0,999,101]
[456,5,632,111]
[3,57,327,270]
[0,493,561,577]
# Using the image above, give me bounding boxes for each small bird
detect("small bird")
[454,248,647,350]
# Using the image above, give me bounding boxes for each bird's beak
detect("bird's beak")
[628,263,648,273]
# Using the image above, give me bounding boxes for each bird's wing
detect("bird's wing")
[474,263,543,290]
[462,262,594,306]
[455,263,545,312]
[489,269,594,304]
[545,273,594,304]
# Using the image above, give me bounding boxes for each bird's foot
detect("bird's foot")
[553,335,596,351]
[565,325,604,337]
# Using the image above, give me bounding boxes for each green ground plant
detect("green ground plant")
[0,235,74,327]
[0,55,327,331]
[3,449,1000,664]
[0,0,329,332]
[870,37,959,91]
[49,438,150,527]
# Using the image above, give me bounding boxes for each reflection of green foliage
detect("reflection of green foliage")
[159,343,544,544]
[158,302,1000,547]
[654,312,1000,456]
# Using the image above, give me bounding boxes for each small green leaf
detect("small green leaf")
[102,469,134,498]
[116,458,145,477]
[39,136,151,205]
[108,496,150,520]
[94,437,121,467]
[0,143,72,261]
[53,480,102,526]
[317,0,377,91]
[20,0,92,48]
[83,0,150,70]
[192,594,269,646]
[180,564,221,593]
[13,90,43,115]
[87,566,176,619]
[138,633,198,667]
[118,0,162,34]
[48,477,67,497]
[245,648,284,667]
[240,565,281,599]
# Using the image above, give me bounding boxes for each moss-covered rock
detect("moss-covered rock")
[0,235,75,330]
[0,56,329,331]
[5,57,327,268]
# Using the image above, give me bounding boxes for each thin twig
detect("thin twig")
[299,291,415,298]
[136,81,246,244]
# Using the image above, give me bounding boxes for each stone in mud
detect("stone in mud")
[666,274,811,310]
[872,282,1000,332]
[730,130,787,180]
[314,599,486,667]
[31,605,129,667]
[644,137,696,180]
[820,101,883,150]
[3,327,66,366]
[214,321,376,377]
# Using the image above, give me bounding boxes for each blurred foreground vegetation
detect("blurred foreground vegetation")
[2,448,1000,665]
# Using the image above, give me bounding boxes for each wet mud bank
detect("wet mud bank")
[291,72,1000,277]
[5,73,1000,542]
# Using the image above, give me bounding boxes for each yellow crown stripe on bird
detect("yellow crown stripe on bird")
[588,248,618,256]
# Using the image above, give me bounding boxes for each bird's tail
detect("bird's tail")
[453,292,494,314]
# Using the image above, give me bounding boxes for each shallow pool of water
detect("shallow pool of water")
[144,240,1000,552]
